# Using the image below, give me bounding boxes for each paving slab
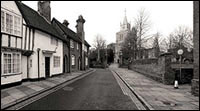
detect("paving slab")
[109,64,199,110]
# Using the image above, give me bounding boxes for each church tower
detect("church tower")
[120,9,131,31]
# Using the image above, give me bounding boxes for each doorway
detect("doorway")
[63,55,69,73]
[45,57,50,78]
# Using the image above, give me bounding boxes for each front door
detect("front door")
[63,55,69,73]
[45,57,50,78]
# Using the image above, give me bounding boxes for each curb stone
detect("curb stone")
[112,69,154,110]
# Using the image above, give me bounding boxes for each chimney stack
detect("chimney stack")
[63,20,69,27]
[76,15,86,70]
[38,1,51,22]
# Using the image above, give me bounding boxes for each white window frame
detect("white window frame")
[1,9,22,36]
[85,57,88,66]
[53,56,60,67]
[77,43,79,50]
[71,55,75,66]
[14,16,21,36]
[1,10,5,32]
[1,52,21,76]
[6,13,13,34]
[70,40,74,49]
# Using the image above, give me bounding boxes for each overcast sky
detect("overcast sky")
[22,1,193,47]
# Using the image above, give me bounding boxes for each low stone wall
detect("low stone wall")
[129,64,163,83]
[129,53,175,85]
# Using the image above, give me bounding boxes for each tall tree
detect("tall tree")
[121,27,137,61]
[134,8,151,49]
[168,26,193,50]
[133,8,152,59]
[93,34,107,62]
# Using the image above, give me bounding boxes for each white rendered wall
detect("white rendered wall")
[28,30,63,79]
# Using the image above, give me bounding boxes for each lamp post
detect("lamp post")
[177,49,184,83]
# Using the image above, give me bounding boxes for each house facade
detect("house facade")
[1,1,24,85]
[1,1,90,86]
[52,17,90,72]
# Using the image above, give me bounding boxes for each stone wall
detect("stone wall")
[129,53,175,85]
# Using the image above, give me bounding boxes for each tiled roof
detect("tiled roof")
[52,18,82,43]
[52,18,91,47]
[15,1,65,42]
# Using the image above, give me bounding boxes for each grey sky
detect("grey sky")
[22,1,193,47]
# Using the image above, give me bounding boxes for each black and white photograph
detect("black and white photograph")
[1,1,199,110]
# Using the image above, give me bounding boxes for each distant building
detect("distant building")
[115,10,131,63]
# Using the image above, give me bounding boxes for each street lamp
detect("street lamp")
[177,49,184,83]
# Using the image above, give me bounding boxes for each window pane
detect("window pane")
[4,54,8,74]
[14,16,21,36]
[1,11,5,31]
[54,56,60,67]
[6,13,13,34]
[17,54,20,72]
[7,54,12,73]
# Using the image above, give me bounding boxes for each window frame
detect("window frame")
[71,55,75,66]
[1,9,22,36]
[70,40,74,49]
[53,56,60,67]
[1,52,21,76]
[77,43,79,50]
[85,57,88,66]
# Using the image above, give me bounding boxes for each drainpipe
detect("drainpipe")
[37,48,41,80]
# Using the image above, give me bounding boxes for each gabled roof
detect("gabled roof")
[52,18,82,43]
[15,1,65,42]
[84,40,91,47]
[52,18,91,47]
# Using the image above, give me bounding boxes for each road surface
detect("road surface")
[20,69,138,110]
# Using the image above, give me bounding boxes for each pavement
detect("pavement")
[1,69,93,110]
[19,68,138,110]
[110,64,199,110]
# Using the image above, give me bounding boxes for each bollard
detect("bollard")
[174,80,179,89]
